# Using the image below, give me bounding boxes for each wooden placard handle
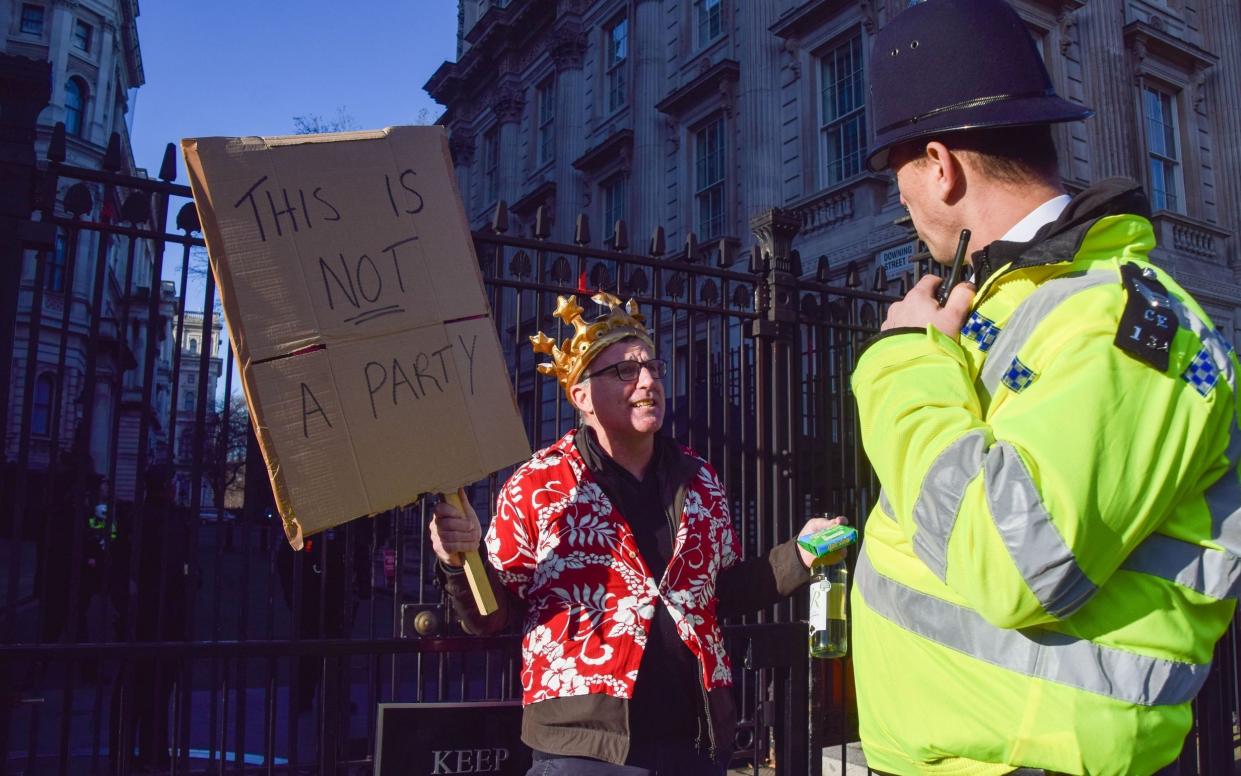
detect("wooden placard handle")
[443,491,498,616]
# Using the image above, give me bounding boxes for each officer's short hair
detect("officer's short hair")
[903,125,1060,186]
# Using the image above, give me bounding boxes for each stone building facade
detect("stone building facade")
[172,309,223,509]
[426,0,1241,348]
[1,0,175,501]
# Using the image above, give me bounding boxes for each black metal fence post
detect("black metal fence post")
[749,207,809,774]
[0,55,52,644]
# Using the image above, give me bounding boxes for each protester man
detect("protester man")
[431,292,841,776]
[848,0,1241,774]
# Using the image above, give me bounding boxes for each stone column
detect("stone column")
[449,130,477,211]
[551,21,588,243]
[1078,2,1138,179]
[738,0,784,220]
[93,21,117,144]
[48,1,75,119]
[1201,0,1241,267]
[631,0,664,248]
[492,78,526,211]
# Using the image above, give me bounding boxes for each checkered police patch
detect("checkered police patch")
[1001,357,1037,393]
[962,312,1002,352]
[1182,347,1219,397]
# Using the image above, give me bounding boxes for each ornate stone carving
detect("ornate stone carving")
[718,79,735,118]
[550,25,587,71]
[1192,64,1208,114]
[449,132,476,166]
[1129,37,1147,87]
[858,0,877,35]
[492,84,526,124]
[781,39,801,83]
[1057,8,1078,56]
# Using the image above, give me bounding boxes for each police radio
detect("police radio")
[937,229,972,307]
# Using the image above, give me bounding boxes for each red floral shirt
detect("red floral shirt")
[486,430,741,705]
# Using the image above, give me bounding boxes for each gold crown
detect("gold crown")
[530,292,653,392]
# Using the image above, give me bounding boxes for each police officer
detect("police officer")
[849,0,1241,774]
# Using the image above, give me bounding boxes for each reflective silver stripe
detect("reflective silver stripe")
[911,432,985,581]
[1121,533,1241,600]
[1208,429,1241,557]
[980,270,1116,396]
[912,431,1095,617]
[985,441,1097,618]
[855,550,1212,706]
[879,488,895,519]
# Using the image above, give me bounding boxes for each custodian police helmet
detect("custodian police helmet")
[866,0,1093,171]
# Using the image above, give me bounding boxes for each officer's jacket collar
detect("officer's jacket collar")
[972,178,1151,288]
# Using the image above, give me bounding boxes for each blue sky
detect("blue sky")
[130,1,459,182]
[128,2,459,399]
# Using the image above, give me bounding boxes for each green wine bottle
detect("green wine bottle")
[809,559,848,659]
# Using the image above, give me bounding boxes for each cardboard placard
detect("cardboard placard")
[183,126,530,547]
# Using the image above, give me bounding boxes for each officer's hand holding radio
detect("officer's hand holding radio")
[881,273,976,338]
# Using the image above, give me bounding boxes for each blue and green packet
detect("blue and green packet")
[797,524,857,559]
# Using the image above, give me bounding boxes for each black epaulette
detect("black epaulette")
[1114,263,1178,372]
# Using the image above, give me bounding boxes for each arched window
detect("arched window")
[65,78,86,137]
[32,374,55,436]
[189,338,198,354]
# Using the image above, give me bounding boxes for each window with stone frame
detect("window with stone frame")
[73,19,93,52]
[696,0,723,49]
[482,127,499,206]
[537,78,556,167]
[65,78,87,137]
[1143,84,1184,213]
[819,32,866,186]
[605,16,629,114]
[695,117,726,240]
[32,374,55,436]
[20,4,45,35]
[602,174,628,245]
[47,230,66,292]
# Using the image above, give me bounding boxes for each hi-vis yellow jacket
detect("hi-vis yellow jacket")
[850,179,1241,776]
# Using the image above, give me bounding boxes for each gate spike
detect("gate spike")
[815,255,829,282]
[48,123,66,163]
[685,232,699,262]
[748,247,763,275]
[873,265,888,291]
[491,200,509,234]
[533,205,551,239]
[102,132,123,172]
[575,214,591,246]
[789,249,802,276]
[649,226,665,258]
[611,219,628,251]
[159,143,178,182]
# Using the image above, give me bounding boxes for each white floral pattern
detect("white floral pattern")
[487,430,740,705]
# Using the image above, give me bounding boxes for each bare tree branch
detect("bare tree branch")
[292,106,360,135]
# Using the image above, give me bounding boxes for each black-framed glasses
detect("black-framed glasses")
[584,358,667,382]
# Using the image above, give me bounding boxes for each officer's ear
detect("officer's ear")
[923,141,965,205]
